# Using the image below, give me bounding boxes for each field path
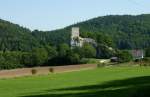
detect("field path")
[0,64,97,78]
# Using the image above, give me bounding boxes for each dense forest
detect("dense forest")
[33,14,150,49]
[0,19,41,51]
[0,14,150,69]
[1,14,150,51]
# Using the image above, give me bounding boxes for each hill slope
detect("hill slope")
[75,14,150,49]
[0,14,150,51]
[33,14,150,49]
[0,19,40,51]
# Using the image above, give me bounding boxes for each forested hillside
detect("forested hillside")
[75,14,150,49]
[0,14,150,51]
[32,29,70,46]
[36,14,150,49]
[0,19,40,51]
[0,14,150,69]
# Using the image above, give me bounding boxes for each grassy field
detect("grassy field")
[0,66,150,97]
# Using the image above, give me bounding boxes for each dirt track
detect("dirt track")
[0,64,97,79]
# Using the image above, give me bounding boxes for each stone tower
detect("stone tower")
[70,27,81,48]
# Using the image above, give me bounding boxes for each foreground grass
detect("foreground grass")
[0,66,150,97]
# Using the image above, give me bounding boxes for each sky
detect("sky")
[0,0,150,31]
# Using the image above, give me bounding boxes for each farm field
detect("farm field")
[0,66,150,97]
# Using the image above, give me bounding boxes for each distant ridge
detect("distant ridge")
[0,14,150,51]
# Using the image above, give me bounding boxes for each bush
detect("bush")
[81,44,96,58]
[67,52,81,64]
[117,50,133,63]
[0,51,24,70]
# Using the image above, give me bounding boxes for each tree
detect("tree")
[31,48,48,66]
[21,52,34,67]
[66,50,81,64]
[0,51,23,69]
[44,45,58,60]
[81,44,96,58]
[58,43,70,57]
[0,52,5,69]
[117,50,133,63]
[95,33,114,47]
[96,44,115,59]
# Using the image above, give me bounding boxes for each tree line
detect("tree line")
[0,43,98,70]
[2,42,150,70]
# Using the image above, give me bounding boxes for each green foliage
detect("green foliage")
[0,42,83,69]
[95,33,114,47]
[48,43,81,65]
[31,48,48,66]
[0,19,40,51]
[117,50,133,63]
[58,43,70,57]
[0,51,23,69]
[1,14,150,69]
[97,44,115,58]
[67,51,80,64]
[44,45,58,60]
[77,15,150,49]
[1,14,150,51]
[72,44,96,58]
[32,29,70,46]
[145,48,150,57]
[37,14,150,49]
[81,44,96,58]
[21,52,34,67]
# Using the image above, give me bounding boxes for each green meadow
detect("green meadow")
[0,66,150,97]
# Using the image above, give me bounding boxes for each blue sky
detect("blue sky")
[0,0,150,31]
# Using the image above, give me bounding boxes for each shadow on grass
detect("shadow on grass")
[21,76,150,97]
